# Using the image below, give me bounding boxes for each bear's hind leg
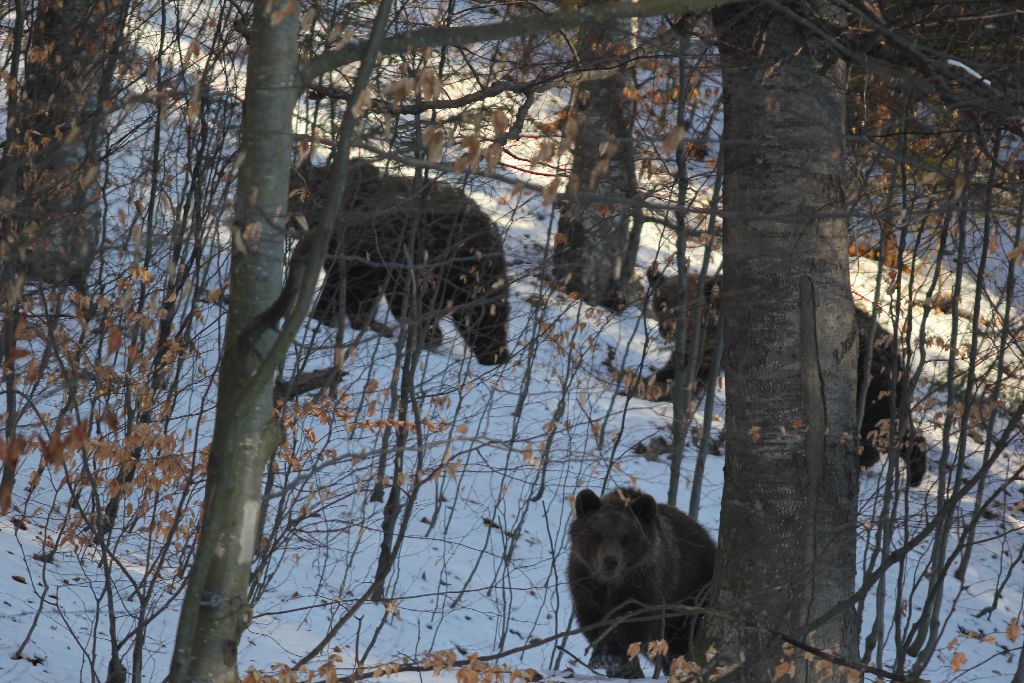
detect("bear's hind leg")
[344,263,388,332]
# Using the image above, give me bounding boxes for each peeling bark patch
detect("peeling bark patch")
[240,501,259,567]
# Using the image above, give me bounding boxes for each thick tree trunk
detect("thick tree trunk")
[553,0,640,309]
[1,0,129,287]
[168,2,299,680]
[704,2,860,679]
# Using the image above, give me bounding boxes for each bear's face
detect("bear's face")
[570,489,657,583]
[645,266,721,343]
[459,292,509,365]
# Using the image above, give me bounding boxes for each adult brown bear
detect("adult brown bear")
[568,488,715,678]
[291,160,510,365]
[634,267,927,485]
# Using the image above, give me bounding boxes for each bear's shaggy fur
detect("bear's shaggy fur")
[630,265,721,401]
[291,160,510,365]
[856,310,927,486]
[568,488,715,678]
[632,265,928,485]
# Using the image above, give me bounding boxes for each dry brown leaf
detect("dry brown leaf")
[542,177,560,206]
[351,87,372,117]
[531,139,556,166]
[491,109,510,136]
[1007,617,1021,643]
[484,142,502,175]
[418,67,441,100]
[382,77,415,105]
[106,325,122,356]
[423,125,445,162]
[772,659,795,681]
[661,125,687,153]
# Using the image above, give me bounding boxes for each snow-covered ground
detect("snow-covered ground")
[2,170,1022,681]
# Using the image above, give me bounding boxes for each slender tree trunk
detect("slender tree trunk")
[1,0,129,288]
[168,1,299,679]
[704,2,860,679]
[553,0,640,309]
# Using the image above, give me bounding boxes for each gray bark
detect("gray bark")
[704,2,860,679]
[553,0,641,309]
[167,1,299,679]
[1,0,129,288]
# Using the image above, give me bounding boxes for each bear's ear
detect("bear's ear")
[631,493,658,524]
[575,489,601,517]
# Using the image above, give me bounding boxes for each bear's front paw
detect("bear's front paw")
[589,653,643,679]
[368,320,395,338]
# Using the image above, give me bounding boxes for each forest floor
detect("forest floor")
[1,162,1023,683]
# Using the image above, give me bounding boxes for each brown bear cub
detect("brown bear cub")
[621,265,721,402]
[568,488,715,678]
[856,310,927,486]
[290,160,510,365]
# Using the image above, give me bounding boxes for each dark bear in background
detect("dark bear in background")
[619,265,721,401]
[568,488,715,678]
[634,266,928,484]
[856,309,927,486]
[291,160,510,365]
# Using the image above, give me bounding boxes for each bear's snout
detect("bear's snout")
[597,544,624,579]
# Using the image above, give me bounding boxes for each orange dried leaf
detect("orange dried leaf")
[661,126,686,153]
[542,177,560,206]
[423,125,445,162]
[351,87,372,117]
[491,109,510,136]
[647,639,669,658]
[382,77,415,104]
[39,433,67,466]
[531,139,555,166]
[484,142,503,176]
[456,666,479,683]
[318,663,338,683]
[418,67,441,100]
[187,80,201,120]
[1007,617,1021,643]
[772,659,795,681]
[107,325,122,356]
[0,435,28,468]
